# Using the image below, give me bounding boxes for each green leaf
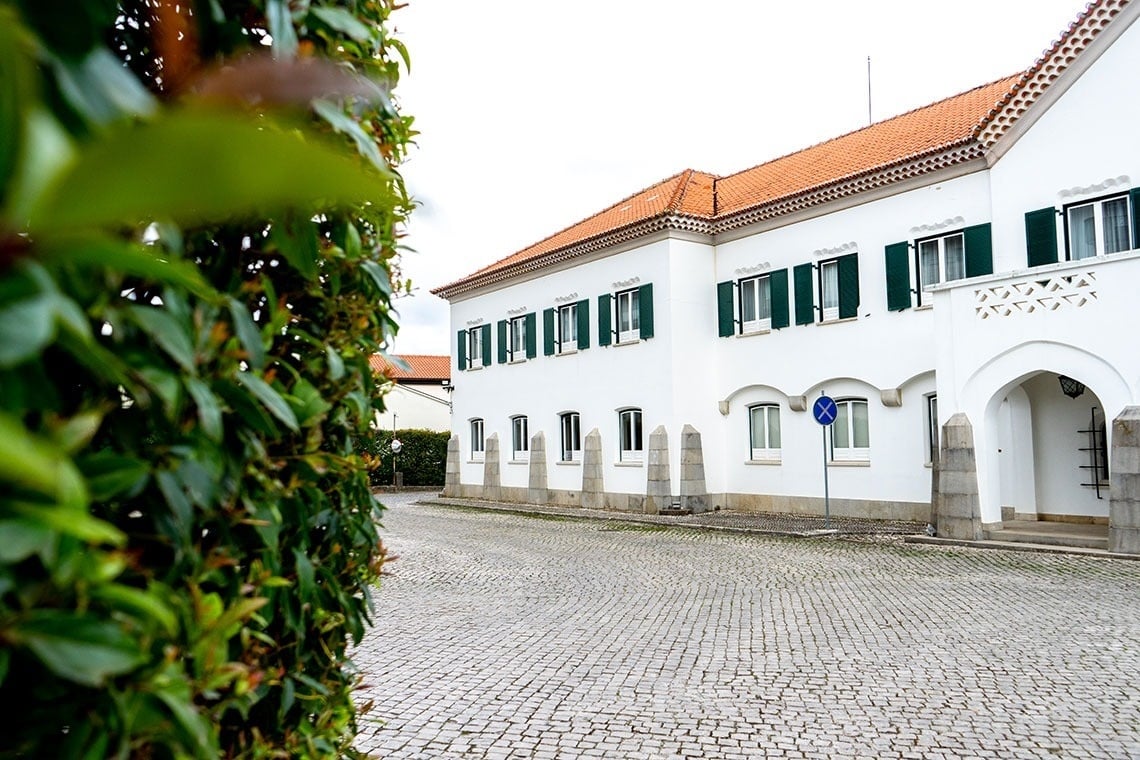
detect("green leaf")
[266,0,299,59]
[235,372,299,432]
[186,377,223,441]
[0,411,88,507]
[127,305,195,372]
[10,612,144,687]
[325,345,345,381]
[91,583,178,636]
[0,8,30,208]
[313,99,385,170]
[0,518,54,562]
[8,502,125,546]
[52,410,103,454]
[292,547,315,599]
[308,6,375,43]
[227,298,266,370]
[360,260,393,297]
[154,686,213,755]
[77,451,150,501]
[270,213,320,280]
[0,294,54,367]
[39,235,217,300]
[29,110,392,233]
[287,378,332,426]
[50,47,157,127]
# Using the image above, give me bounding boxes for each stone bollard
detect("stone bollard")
[679,424,708,513]
[442,434,461,497]
[528,431,549,505]
[934,413,982,540]
[1109,406,1140,554]
[645,425,671,515]
[483,433,501,502]
[581,428,604,510]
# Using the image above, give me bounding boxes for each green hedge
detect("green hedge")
[0,1,413,757]
[362,429,450,487]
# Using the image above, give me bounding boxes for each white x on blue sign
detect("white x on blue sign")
[813,395,837,426]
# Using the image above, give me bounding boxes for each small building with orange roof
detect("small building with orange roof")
[432,0,1140,553]
[369,354,452,433]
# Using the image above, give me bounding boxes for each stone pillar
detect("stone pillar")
[934,413,982,540]
[1109,406,1140,554]
[679,424,709,514]
[528,431,549,505]
[442,434,461,497]
[645,425,671,515]
[482,433,501,502]
[581,428,604,510]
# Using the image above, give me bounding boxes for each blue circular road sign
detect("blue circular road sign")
[813,395,838,426]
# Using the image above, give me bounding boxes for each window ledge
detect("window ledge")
[815,316,859,327]
[915,303,933,312]
[508,458,529,465]
[555,348,578,357]
[745,459,782,466]
[737,327,772,338]
[555,460,581,467]
[828,459,870,467]
[612,338,641,347]
[508,357,528,365]
[468,459,484,464]
[466,364,484,372]
[614,460,644,467]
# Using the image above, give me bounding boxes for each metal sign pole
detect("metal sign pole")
[812,391,837,532]
[822,424,831,530]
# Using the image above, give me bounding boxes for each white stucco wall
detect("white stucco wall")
[375,383,452,433]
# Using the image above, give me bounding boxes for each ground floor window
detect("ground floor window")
[831,398,869,461]
[618,408,643,462]
[470,418,484,461]
[749,404,781,461]
[560,412,581,462]
[511,415,529,461]
[925,394,938,464]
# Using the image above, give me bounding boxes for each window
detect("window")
[917,232,965,304]
[749,404,781,461]
[470,418,485,461]
[509,315,527,361]
[510,415,529,461]
[468,329,483,368]
[1067,194,1132,260]
[616,288,640,343]
[558,303,578,353]
[457,325,490,370]
[831,398,869,461]
[794,255,858,325]
[740,275,772,332]
[618,408,643,462]
[559,412,581,462]
[925,395,938,464]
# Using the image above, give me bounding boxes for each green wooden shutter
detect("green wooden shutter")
[456,329,467,371]
[525,312,537,358]
[481,324,492,367]
[598,293,612,346]
[496,320,507,364]
[638,283,654,339]
[963,223,993,277]
[770,269,789,329]
[543,308,555,356]
[793,263,814,325]
[717,280,735,337]
[576,299,590,350]
[1025,207,1058,267]
[884,242,911,311]
[837,254,859,319]
[1130,188,1140,249]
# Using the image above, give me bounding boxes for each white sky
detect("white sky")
[387,0,1089,355]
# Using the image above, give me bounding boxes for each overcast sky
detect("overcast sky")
[387,0,1089,355]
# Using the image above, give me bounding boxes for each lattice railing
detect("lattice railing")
[974,271,1097,319]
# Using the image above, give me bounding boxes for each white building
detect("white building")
[370,354,452,433]
[432,0,1140,553]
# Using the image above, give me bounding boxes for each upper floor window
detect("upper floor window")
[740,274,772,333]
[509,315,527,361]
[560,411,581,462]
[558,303,578,353]
[820,259,840,321]
[616,288,640,343]
[794,254,858,325]
[618,408,643,462]
[457,324,490,371]
[717,271,790,337]
[749,404,781,461]
[831,398,869,462]
[1067,194,1132,260]
[470,418,485,461]
[510,415,529,461]
[497,313,536,364]
[917,232,965,304]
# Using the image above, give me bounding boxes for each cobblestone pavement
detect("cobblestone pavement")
[354,494,1140,759]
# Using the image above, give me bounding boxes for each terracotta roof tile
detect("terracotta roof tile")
[369,354,450,381]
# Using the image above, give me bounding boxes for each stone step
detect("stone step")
[985,524,1108,550]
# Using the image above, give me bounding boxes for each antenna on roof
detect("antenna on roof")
[866,56,873,125]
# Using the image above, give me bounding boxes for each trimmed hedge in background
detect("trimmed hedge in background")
[0,1,413,757]
[362,429,450,487]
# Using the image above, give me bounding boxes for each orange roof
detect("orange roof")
[432,0,1122,300]
[369,354,450,381]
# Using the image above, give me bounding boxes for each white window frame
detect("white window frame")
[819,260,839,322]
[557,303,578,354]
[739,274,772,333]
[748,404,781,461]
[618,408,643,462]
[616,288,640,344]
[508,315,527,362]
[830,398,870,462]
[916,232,966,305]
[467,327,484,369]
[510,415,529,461]
[925,395,938,465]
[559,411,581,462]
[470,418,485,461]
[1066,193,1132,260]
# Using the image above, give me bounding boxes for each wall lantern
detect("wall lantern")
[1058,375,1086,399]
